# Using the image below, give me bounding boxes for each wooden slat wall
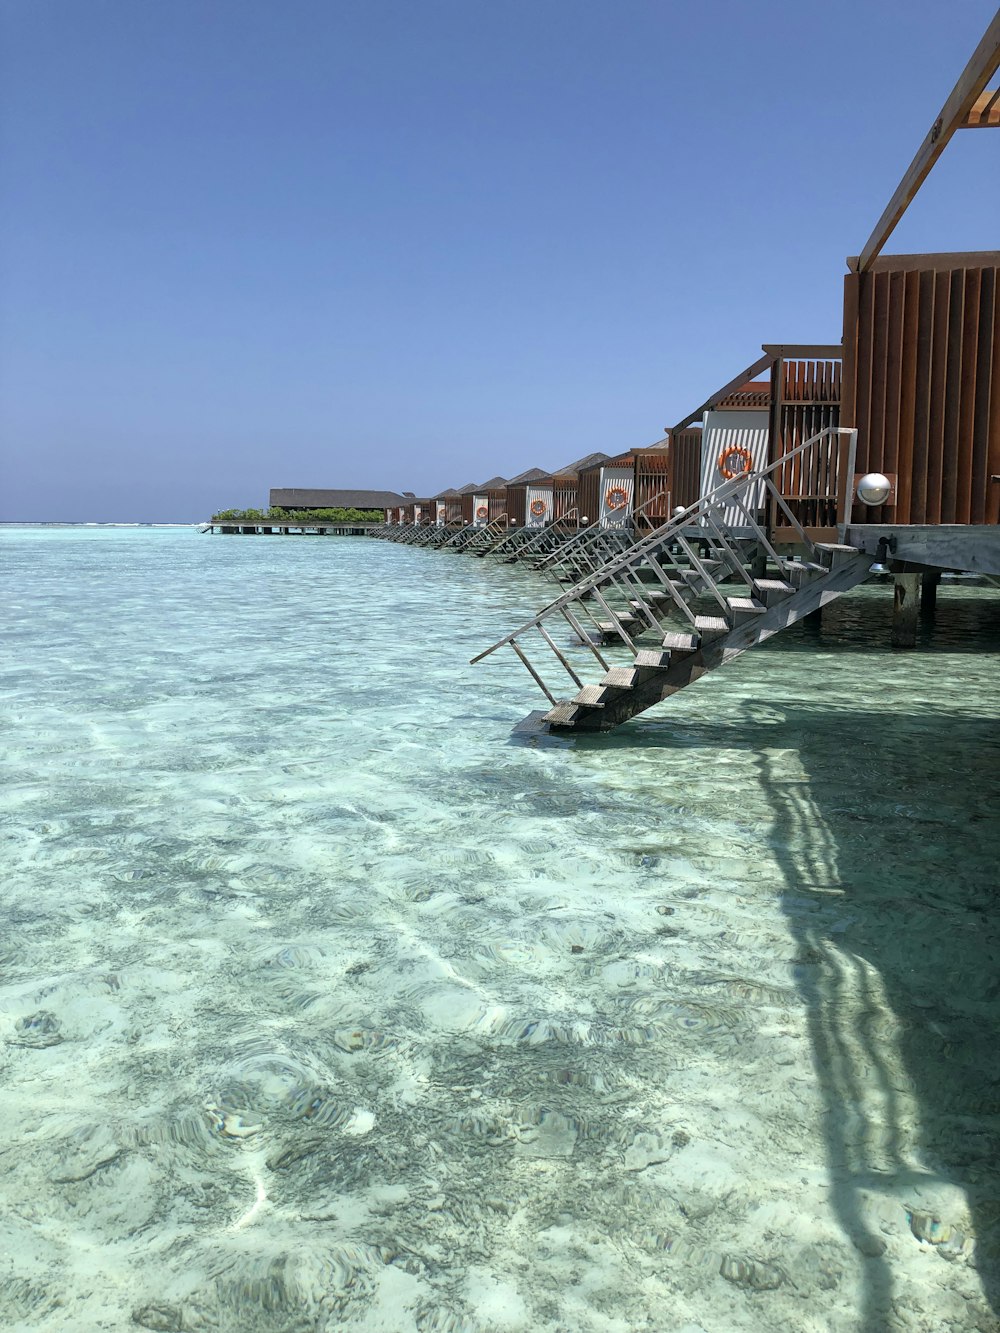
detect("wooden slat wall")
[633,451,670,530]
[769,357,843,531]
[504,484,529,526]
[577,464,602,526]
[671,429,703,511]
[632,432,703,530]
[553,481,578,520]
[488,488,508,522]
[841,256,1000,525]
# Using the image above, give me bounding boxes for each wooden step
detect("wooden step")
[600,666,639,688]
[571,685,606,707]
[543,701,579,726]
[814,542,860,568]
[596,620,639,638]
[634,648,671,668]
[661,630,700,653]
[753,578,795,606]
[725,595,765,625]
[693,615,730,640]
[781,559,827,586]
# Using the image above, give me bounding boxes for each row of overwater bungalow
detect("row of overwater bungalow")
[373,356,840,542]
[256,15,1000,737]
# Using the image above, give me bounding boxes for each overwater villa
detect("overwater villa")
[471,19,1000,732]
[210,15,999,742]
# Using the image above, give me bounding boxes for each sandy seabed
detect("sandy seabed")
[2,526,999,1332]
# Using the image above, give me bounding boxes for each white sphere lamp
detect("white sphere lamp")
[856,473,892,505]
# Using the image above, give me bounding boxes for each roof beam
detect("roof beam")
[668,351,775,435]
[856,10,1000,273]
[961,86,1000,126]
[760,343,842,358]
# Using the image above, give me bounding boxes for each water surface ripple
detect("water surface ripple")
[2,526,999,1332]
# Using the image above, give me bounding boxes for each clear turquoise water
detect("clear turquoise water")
[2,525,1000,1333]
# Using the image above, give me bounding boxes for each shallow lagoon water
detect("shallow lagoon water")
[2,525,1000,1332]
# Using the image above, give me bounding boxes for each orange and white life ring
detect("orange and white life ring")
[605,485,629,510]
[718,445,753,480]
[529,498,547,518]
[475,504,488,519]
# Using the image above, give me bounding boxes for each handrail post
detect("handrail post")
[839,428,858,541]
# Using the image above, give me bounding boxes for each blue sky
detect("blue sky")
[2,0,998,520]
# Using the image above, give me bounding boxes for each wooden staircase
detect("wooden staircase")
[472,426,866,734]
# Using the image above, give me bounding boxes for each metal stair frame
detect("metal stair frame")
[472,426,860,722]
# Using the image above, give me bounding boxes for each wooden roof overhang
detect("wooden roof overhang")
[669,344,841,435]
[855,11,1000,273]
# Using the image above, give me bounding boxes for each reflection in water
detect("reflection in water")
[1,527,998,1331]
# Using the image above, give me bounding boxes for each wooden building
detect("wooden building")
[465,476,508,526]
[269,488,409,520]
[839,251,1000,567]
[633,433,702,532]
[549,452,611,524]
[433,488,462,526]
[504,468,553,527]
[473,12,1000,734]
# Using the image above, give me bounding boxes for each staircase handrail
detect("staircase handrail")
[493,507,581,562]
[471,426,856,664]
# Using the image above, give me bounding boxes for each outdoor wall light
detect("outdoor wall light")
[856,472,892,505]
[581,516,589,525]
[673,505,687,518]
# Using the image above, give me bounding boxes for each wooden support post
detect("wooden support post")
[804,607,823,628]
[920,570,941,620]
[892,573,920,648]
[750,544,768,580]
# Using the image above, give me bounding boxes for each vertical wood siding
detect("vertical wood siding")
[552,480,578,520]
[577,463,602,526]
[842,256,1000,525]
[671,430,704,512]
[504,483,529,526]
[768,357,843,532]
[633,450,671,530]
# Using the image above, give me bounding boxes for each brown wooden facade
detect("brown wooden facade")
[482,476,509,523]
[458,481,483,525]
[765,350,844,538]
[841,251,1000,528]
[635,431,703,530]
